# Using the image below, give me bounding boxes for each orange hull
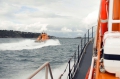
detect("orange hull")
[35,33,49,42]
[86,0,120,79]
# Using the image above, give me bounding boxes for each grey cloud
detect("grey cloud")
[0,0,99,37]
[29,12,70,18]
[48,31,83,38]
[0,0,60,6]
[47,25,62,31]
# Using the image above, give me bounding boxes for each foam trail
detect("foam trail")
[33,62,74,79]
[0,39,60,50]
[15,62,74,79]
[52,61,74,79]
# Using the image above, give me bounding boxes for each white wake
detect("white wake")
[14,62,74,79]
[0,39,60,50]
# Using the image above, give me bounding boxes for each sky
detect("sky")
[0,0,100,38]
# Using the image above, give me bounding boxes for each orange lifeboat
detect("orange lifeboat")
[35,32,49,42]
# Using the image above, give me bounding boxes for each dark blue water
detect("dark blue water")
[0,38,81,79]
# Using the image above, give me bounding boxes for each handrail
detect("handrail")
[59,26,96,79]
[27,62,53,79]
[88,57,97,79]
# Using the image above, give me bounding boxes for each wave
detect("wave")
[0,39,61,50]
[13,61,74,79]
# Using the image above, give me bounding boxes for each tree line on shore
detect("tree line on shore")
[0,30,54,38]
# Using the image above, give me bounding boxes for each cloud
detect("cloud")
[76,29,83,32]
[0,21,48,32]
[0,0,100,37]
[81,10,99,29]
[61,27,72,32]
[82,10,98,25]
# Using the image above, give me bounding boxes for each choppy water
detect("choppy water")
[0,38,81,79]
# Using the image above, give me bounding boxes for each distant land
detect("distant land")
[0,30,81,39]
[0,30,55,38]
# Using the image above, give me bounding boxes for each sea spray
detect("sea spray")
[0,38,80,79]
[0,39,60,50]
[14,61,74,79]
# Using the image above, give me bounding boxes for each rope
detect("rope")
[59,62,69,79]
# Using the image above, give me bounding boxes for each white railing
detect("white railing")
[88,57,97,79]
[27,62,53,79]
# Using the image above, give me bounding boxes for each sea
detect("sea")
[0,38,81,79]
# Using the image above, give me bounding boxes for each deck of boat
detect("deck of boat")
[74,41,93,79]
